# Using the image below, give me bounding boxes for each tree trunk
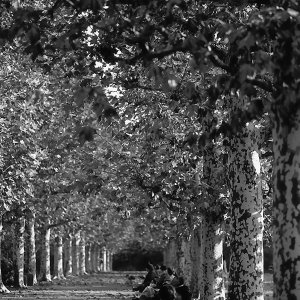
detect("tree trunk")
[27,211,37,285]
[72,232,80,276]
[199,137,226,300]
[176,235,192,286]
[109,252,113,271]
[63,236,72,277]
[53,232,65,280]
[190,226,202,298]
[0,212,10,293]
[85,244,91,274]
[175,215,192,284]
[227,120,264,300]
[90,244,97,273]
[272,108,300,299]
[102,247,107,272]
[40,219,51,281]
[53,237,58,278]
[164,238,177,270]
[16,214,26,288]
[201,216,225,300]
[106,249,111,272]
[79,231,86,275]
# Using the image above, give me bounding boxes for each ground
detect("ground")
[1,271,145,300]
[1,272,273,299]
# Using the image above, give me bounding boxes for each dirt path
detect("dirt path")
[1,272,273,299]
[1,272,144,300]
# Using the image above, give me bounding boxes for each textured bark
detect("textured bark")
[175,215,192,284]
[227,119,264,299]
[106,250,111,271]
[176,236,192,285]
[27,211,37,285]
[40,219,51,281]
[164,238,177,270]
[201,216,225,300]
[72,232,80,276]
[16,215,26,288]
[190,226,202,298]
[0,213,10,293]
[109,252,113,271]
[63,236,72,277]
[53,232,65,279]
[102,247,107,272]
[199,139,226,300]
[53,239,58,278]
[272,108,300,299]
[85,244,91,274]
[90,244,97,273]
[79,231,86,275]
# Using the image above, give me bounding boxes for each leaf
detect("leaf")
[78,126,97,145]
[239,64,256,83]
[240,83,257,97]
[238,32,256,50]
[75,87,90,106]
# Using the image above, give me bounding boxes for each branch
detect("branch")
[119,45,187,65]
[47,219,70,229]
[246,78,274,93]
[208,53,231,73]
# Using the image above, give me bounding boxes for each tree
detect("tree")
[2,2,300,298]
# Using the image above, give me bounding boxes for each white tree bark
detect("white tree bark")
[190,226,202,298]
[176,234,192,286]
[85,243,91,274]
[63,236,72,277]
[0,212,10,293]
[164,238,177,270]
[109,252,113,271]
[227,114,264,299]
[106,249,111,272]
[200,216,225,300]
[102,247,107,272]
[40,219,51,281]
[272,108,300,299]
[16,214,26,288]
[72,232,80,276]
[53,231,65,280]
[90,244,97,273]
[79,231,86,275]
[27,211,37,285]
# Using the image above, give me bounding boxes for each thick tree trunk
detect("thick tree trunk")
[90,244,97,273]
[109,252,113,271]
[16,214,26,288]
[272,109,300,299]
[27,211,37,285]
[164,238,177,270]
[72,232,80,276]
[53,232,65,280]
[64,236,72,277]
[40,219,51,281]
[79,231,86,275]
[199,138,226,300]
[175,215,192,284]
[227,121,264,300]
[106,249,111,271]
[100,249,104,271]
[176,235,192,286]
[85,244,91,274]
[0,213,10,293]
[190,226,202,298]
[201,216,225,300]
[102,247,107,272]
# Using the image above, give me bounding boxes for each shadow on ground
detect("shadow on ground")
[1,271,273,300]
